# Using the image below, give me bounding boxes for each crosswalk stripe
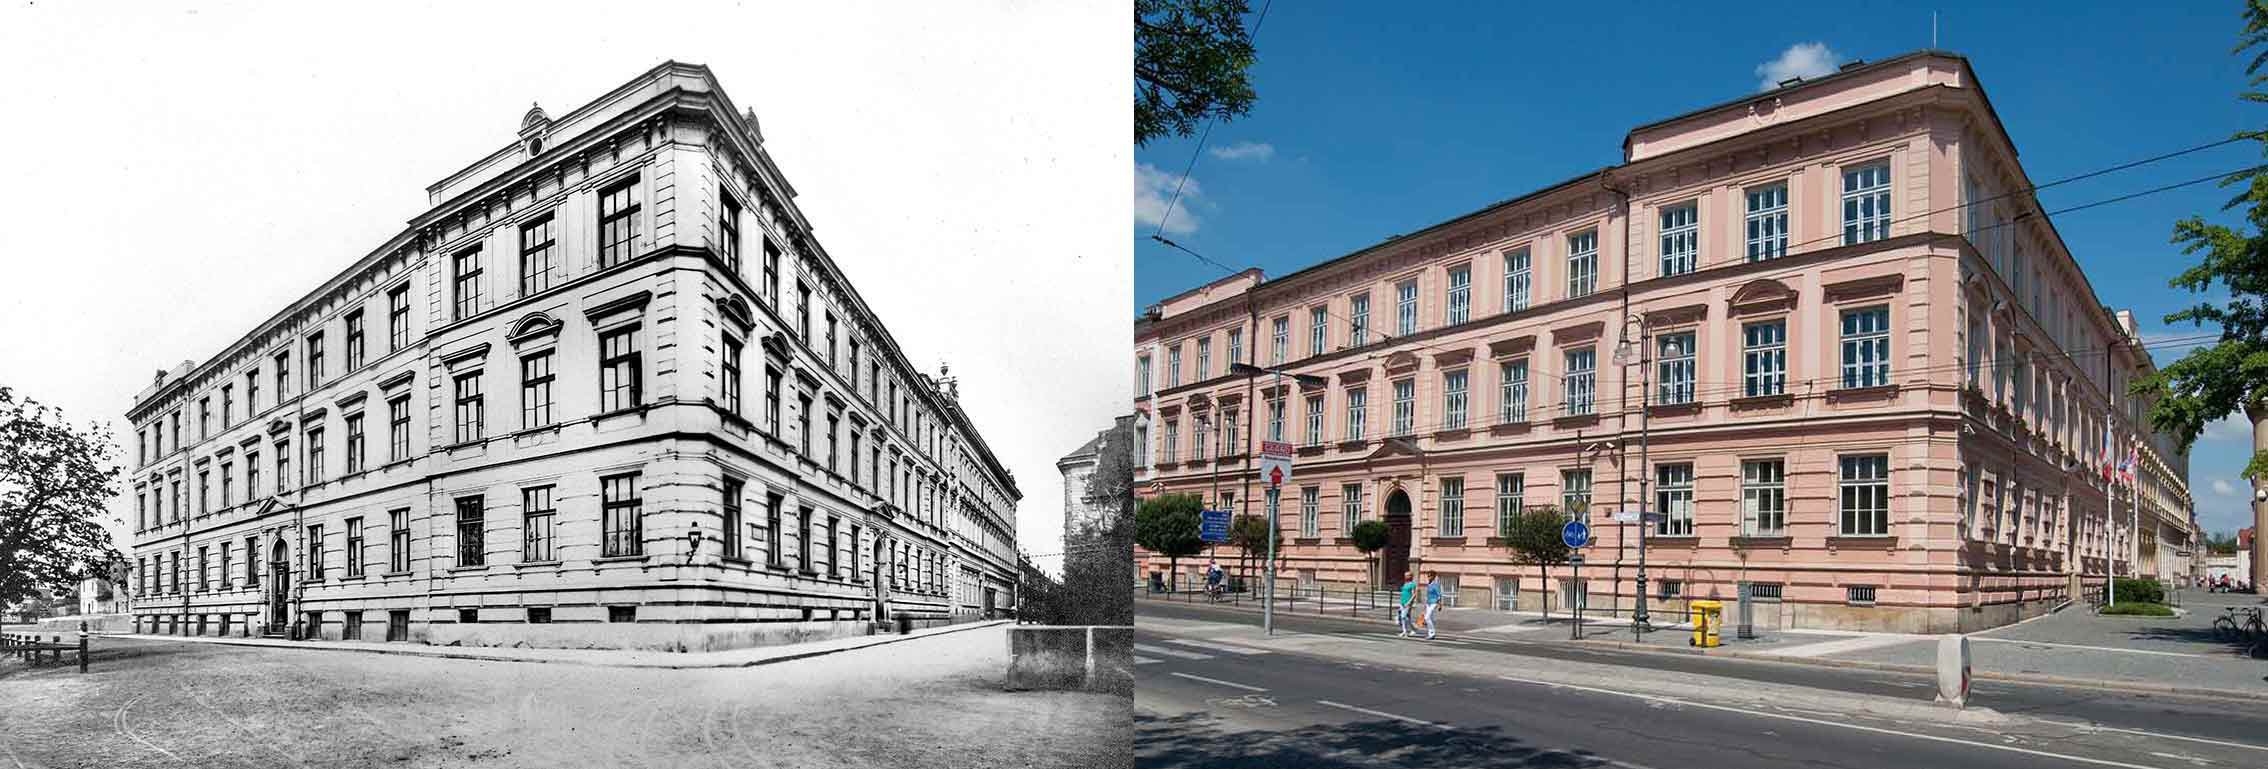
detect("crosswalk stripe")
[1133,643,1213,660]
[1166,639,1271,655]
[1133,656,1162,665]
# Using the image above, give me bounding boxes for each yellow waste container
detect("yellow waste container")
[1690,600,1722,648]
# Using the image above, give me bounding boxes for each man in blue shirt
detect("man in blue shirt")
[1422,571,1443,640]
[1396,572,1417,637]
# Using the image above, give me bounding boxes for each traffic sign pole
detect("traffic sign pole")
[1562,521,1590,641]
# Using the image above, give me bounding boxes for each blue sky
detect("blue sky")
[1133,1,2263,537]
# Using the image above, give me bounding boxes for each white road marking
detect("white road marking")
[1166,638,1271,655]
[1316,699,1446,728]
[1969,637,2210,658]
[1497,674,2174,769]
[1133,643,1212,660]
[2053,722,2268,754]
[2148,751,2213,767]
[1756,634,1921,658]
[1169,672,1268,692]
[1133,656,1161,665]
[1472,622,1547,634]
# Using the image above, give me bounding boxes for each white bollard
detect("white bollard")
[1935,634,1971,708]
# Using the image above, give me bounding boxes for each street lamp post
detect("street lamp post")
[1233,362,1327,636]
[1614,316,1680,640]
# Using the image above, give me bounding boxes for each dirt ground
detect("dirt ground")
[0,624,1130,769]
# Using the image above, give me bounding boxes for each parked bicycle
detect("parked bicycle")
[2212,606,2266,645]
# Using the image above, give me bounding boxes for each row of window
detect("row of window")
[135,396,412,532]
[1140,164,1895,391]
[1261,455,1891,541]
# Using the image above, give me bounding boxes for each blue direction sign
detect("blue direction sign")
[1561,520,1591,549]
[1200,509,1232,544]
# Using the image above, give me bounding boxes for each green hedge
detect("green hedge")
[2112,577,2164,605]
[2100,602,2175,617]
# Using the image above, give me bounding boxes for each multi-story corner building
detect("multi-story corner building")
[1132,50,2193,633]
[1057,415,1135,538]
[124,62,1020,650]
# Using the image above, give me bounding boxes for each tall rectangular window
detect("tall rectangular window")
[1842,164,1892,245]
[1349,293,1370,344]
[345,310,365,370]
[1503,248,1531,312]
[797,393,815,457]
[1197,338,1211,379]
[1192,416,1210,461]
[762,238,781,307]
[345,517,364,577]
[387,284,409,351]
[1299,486,1319,538]
[718,191,742,273]
[1660,203,1699,276]
[601,472,643,557]
[453,371,484,444]
[1742,459,1786,536]
[825,313,838,369]
[1391,379,1414,436]
[344,413,364,474]
[245,452,258,501]
[274,352,290,399]
[1341,483,1363,532]
[1500,360,1528,423]
[1494,473,1523,534]
[455,496,484,567]
[523,486,556,562]
[520,213,558,295]
[1266,396,1284,442]
[1438,477,1465,536]
[1310,306,1328,355]
[1840,306,1891,389]
[1839,455,1890,536]
[1396,280,1418,335]
[305,526,322,580]
[764,366,783,435]
[721,339,743,415]
[1446,266,1471,325]
[1743,321,1787,397]
[1304,394,1324,446]
[452,245,482,319]
[274,442,289,493]
[221,385,234,427]
[246,371,259,420]
[598,177,640,267]
[1442,369,1468,429]
[1656,463,1694,536]
[1167,345,1181,386]
[521,351,555,428]
[795,283,812,340]
[599,326,643,412]
[1271,316,1288,364]
[1226,328,1243,366]
[1746,184,1789,261]
[1559,469,1591,522]
[797,506,814,572]
[1345,387,1367,441]
[1566,231,1598,298]
[388,509,408,572]
[1658,332,1695,405]
[1563,348,1595,416]
[219,463,232,507]
[199,398,211,439]
[388,395,410,461]
[1161,419,1178,463]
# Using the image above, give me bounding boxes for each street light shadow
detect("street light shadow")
[1138,711,1625,768]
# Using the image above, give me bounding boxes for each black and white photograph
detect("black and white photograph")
[0,3,1132,767]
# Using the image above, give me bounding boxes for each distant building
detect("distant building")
[1132,51,2194,633]
[1057,415,1134,538]
[124,63,1021,649]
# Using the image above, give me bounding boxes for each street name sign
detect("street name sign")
[1200,509,1231,543]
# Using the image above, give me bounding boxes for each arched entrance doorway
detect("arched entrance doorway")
[267,539,291,634]
[1383,489,1413,587]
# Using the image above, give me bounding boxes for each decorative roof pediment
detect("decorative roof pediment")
[1728,278,1799,317]
[506,312,564,346]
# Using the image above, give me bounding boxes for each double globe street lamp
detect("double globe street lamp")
[1611,314,1684,639]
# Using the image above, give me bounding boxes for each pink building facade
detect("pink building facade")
[1133,51,2194,633]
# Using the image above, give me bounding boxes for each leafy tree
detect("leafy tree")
[0,386,120,608]
[1503,506,1572,619]
[1135,493,1205,590]
[2132,3,2268,481]
[1016,553,1065,624]
[1134,0,1258,147]
[2207,529,2242,554]
[1227,512,1269,587]
[1349,519,1390,587]
[1061,419,1136,625]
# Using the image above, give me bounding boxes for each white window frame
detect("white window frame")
[1310,307,1328,356]
[1841,163,1892,245]
[1391,378,1415,436]
[1659,202,1698,276]
[1438,477,1464,537]
[1341,483,1363,532]
[1345,387,1367,441]
[1442,369,1468,429]
[1304,394,1324,446]
[1349,293,1370,345]
[1271,317,1289,365]
[1742,321,1787,397]
[1746,183,1789,261]
[1656,463,1694,536]
[1446,265,1471,325]
[1741,459,1786,536]
[1499,359,1528,424]
[1657,332,1695,405]
[1503,248,1531,312]
[1840,306,1891,389]
[1494,473,1523,535]
[1396,280,1419,336]
[1563,347,1595,416]
[1838,454,1891,537]
[1566,230,1598,298]
[1299,486,1319,538]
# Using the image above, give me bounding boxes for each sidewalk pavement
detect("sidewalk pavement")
[82,619,1011,669]
[1140,592,2268,698]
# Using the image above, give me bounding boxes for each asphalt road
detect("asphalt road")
[1138,601,2268,769]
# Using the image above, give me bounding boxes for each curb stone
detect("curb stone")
[1141,597,2268,703]
[99,619,1011,670]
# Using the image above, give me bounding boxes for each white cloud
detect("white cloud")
[1135,161,1201,235]
[2213,479,2238,497]
[1208,140,1274,162]
[2201,413,2249,442]
[1755,42,1844,91]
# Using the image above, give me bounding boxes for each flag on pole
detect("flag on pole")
[2119,441,2139,486]
[2100,421,2114,482]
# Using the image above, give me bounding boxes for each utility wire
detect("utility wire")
[1150,0,1276,238]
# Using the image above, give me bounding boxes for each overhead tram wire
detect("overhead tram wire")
[1150,155,2262,398]
[1149,0,1277,240]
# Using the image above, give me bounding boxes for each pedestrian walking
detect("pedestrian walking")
[1396,571,1418,637]
[1422,571,1443,640]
